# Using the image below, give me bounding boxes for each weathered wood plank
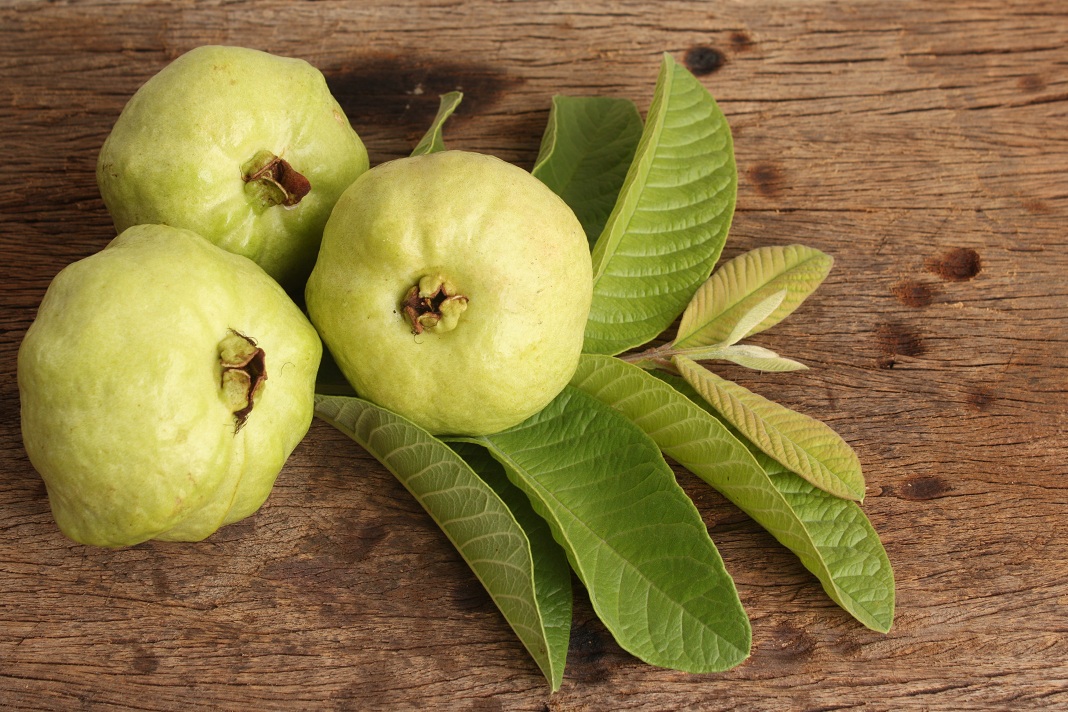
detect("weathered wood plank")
[1,0,1066,709]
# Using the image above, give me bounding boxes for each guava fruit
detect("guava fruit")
[96,45,369,293]
[17,224,322,548]
[305,150,593,436]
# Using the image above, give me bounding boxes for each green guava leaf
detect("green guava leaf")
[675,245,834,349]
[674,356,866,501]
[756,449,895,633]
[583,53,737,356]
[532,95,643,249]
[410,91,463,157]
[453,386,751,674]
[314,394,572,689]
[571,355,894,633]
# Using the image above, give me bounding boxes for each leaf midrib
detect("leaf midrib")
[590,60,674,285]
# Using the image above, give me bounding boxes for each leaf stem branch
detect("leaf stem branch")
[620,342,730,371]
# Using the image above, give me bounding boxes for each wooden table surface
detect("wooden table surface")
[2,1,1066,709]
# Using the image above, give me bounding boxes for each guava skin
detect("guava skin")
[96,45,369,293]
[17,225,322,547]
[305,150,593,436]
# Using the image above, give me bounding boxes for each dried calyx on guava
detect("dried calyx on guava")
[17,224,322,548]
[305,150,594,436]
[96,45,369,293]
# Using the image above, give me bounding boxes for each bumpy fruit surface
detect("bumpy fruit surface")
[97,45,369,292]
[306,150,593,436]
[18,225,322,547]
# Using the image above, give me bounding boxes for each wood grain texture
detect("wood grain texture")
[2,0,1066,709]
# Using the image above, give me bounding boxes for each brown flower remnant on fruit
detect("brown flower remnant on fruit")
[242,150,311,207]
[401,276,469,335]
[219,330,267,431]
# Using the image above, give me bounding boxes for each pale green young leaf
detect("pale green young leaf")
[584,53,737,355]
[627,341,808,373]
[676,245,834,349]
[714,344,809,372]
[571,355,894,633]
[532,95,643,249]
[410,91,463,157]
[674,356,866,501]
[454,386,751,673]
[722,289,788,347]
[314,394,571,689]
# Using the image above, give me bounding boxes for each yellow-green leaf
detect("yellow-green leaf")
[674,356,866,501]
[676,245,833,349]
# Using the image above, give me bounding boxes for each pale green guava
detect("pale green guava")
[17,224,322,548]
[96,45,369,293]
[305,150,593,436]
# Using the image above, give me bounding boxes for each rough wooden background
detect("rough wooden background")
[2,1,1066,709]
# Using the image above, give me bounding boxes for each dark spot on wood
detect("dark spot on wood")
[1017,73,1045,93]
[151,567,170,597]
[323,55,522,133]
[891,280,938,308]
[926,248,982,282]
[898,475,952,501]
[876,322,925,359]
[568,621,613,684]
[968,385,996,412]
[684,45,726,76]
[316,601,345,623]
[1022,198,1052,215]
[767,622,816,656]
[570,622,606,661]
[261,557,323,585]
[449,582,494,613]
[131,647,159,674]
[279,642,304,659]
[315,519,389,565]
[749,162,785,197]
[730,31,755,52]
